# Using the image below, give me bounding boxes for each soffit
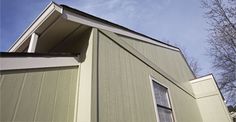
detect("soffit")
[9,2,180,52]
[9,2,63,52]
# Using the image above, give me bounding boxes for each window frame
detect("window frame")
[149,76,176,122]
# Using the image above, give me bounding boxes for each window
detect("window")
[152,80,174,122]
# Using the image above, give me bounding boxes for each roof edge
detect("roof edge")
[61,4,180,51]
[8,2,63,52]
[8,2,179,52]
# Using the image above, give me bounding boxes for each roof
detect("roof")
[60,4,179,50]
[6,2,196,79]
[8,2,179,52]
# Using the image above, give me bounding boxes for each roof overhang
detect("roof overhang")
[9,2,179,52]
[9,2,63,52]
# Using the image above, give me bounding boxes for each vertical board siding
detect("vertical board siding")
[14,72,43,121]
[98,32,157,122]
[67,68,78,122]
[35,70,59,121]
[98,32,202,122]
[1,72,25,121]
[119,35,195,83]
[0,66,79,122]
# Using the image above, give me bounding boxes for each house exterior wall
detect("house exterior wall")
[190,75,233,122]
[2,2,231,120]
[119,35,194,83]
[96,30,202,122]
[0,66,79,122]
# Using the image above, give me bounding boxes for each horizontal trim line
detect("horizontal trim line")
[0,56,80,71]
[0,52,79,57]
[190,75,213,84]
[195,93,219,99]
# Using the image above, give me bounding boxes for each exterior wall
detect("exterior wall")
[119,35,194,83]
[0,66,79,122]
[97,30,202,122]
[190,75,232,122]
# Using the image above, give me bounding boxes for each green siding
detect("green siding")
[98,31,202,122]
[0,66,79,122]
[119,35,194,83]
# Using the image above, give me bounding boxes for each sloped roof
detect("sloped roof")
[60,4,179,50]
[9,2,179,52]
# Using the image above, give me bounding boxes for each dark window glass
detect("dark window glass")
[153,81,174,122]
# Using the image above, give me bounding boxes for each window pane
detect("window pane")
[153,81,170,107]
[157,107,173,122]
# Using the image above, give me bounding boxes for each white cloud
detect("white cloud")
[65,0,172,30]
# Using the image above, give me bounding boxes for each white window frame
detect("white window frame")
[149,75,176,122]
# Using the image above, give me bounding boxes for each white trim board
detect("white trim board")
[149,75,177,122]
[8,2,179,52]
[149,76,160,122]
[0,57,79,71]
[190,75,213,84]
[9,2,63,52]
[62,9,179,51]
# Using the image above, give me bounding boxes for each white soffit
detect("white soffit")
[62,10,179,51]
[8,2,63,52]
[9,2,179,52]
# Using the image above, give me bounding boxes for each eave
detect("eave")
[8,2,180,52]
[9,2,63,52]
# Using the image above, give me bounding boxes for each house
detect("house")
[0,2,233,122]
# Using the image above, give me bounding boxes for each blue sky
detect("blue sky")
[1,0,212,76]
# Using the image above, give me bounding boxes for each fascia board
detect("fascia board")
[62,9,179,51]
[8,2,179,52]
[8,2,63,52]
[190,75,213,84]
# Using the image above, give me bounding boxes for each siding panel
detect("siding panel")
[0,66,79,122]
[98,32,157,122]
[52,69,72,122]
[14,72,43,121]
[98,32,202,122]
[1,72,25,121]
[119,35,194,83]
[67,68,79,122]
[35,70,59,121]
